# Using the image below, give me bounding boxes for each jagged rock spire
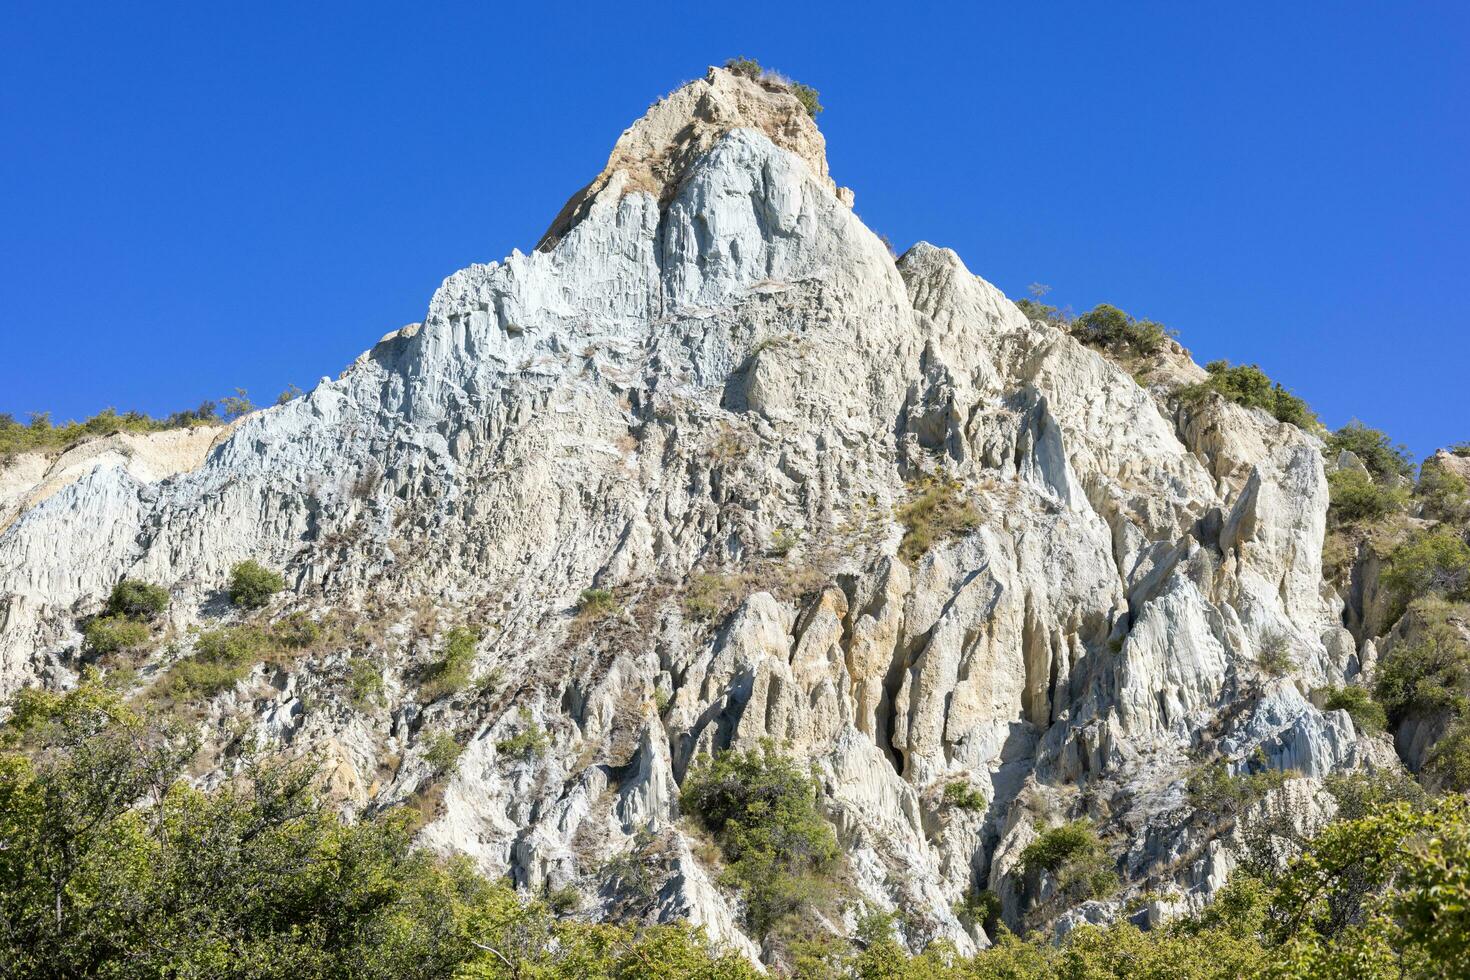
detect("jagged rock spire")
[538,65,849,250]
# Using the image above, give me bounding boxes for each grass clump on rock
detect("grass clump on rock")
[896,477,981,563]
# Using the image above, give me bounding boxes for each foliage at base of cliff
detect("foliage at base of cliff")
[3,679,1468,979]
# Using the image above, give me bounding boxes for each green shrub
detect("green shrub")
[157,625,269,700]
[103,579,169,621]
[83,616,151,655]
[1256,631,1296,677]
[156,659,249,700]
[271,611,321,649]
[1021,821,1099,876]
[1071,303,1172,357]
[1382,529,1470,616]
[1019,820,1119,903]
[1416,459,1470,522]
[496,710,549,761]
[193,625,270,666]
[219,388,253,420]
[724,56,761,79]
[423,626,480,699]
[954,888,1002,932]
[1327,469,1407,524]
[422,732,463,776]
[1425,719,1470,793]
[1325,422,1413,481]
[1185,758,1287,817]
[347,656,384,709]
[1178,360,1318,429]
[1323,769,1428,820]
[1015,297,1067,326]
[897,478,981,563]
[942,780,986,811]
[790,82,823,117]
[1374,600,1470,724]
[681,740,839,937]
[227,560,285,609]
[545,885,582,915]
[1321,684,1387,733]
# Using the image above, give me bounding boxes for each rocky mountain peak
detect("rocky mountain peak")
[0,63,1453,971]
[539,64,846,249]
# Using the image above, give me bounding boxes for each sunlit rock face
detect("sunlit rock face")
[0,65,1392,955]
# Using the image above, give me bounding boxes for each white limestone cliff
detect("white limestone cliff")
[0,66,1403,959]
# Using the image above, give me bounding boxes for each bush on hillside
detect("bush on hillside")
[423,626,480,699]
[1374,599,1470,725]
[682,741,839,937]
[1071,303,1173,357]
[103,579,170,621]
[790,82,823,117]
[227,560,285,610]
[943,780,986,811]
[423,732,463,776]
[1382,529,1470,616]
[1416,458,1470,522]
[82,616,151,655]
[1325,422,1413,481]
[1322,684,1388,733]
[1186,759,1287,817]
[1019,820,1119,905]
[1327,468,1407,524]
[724,56,761,79]
[1425,719,1470,793]
[156,625,271,700]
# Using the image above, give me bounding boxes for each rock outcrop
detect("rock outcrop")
[0,66,1407,960]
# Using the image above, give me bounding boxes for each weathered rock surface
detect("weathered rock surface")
[0,66,1406,958]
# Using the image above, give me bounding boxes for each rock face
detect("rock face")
[0,66,1401,957]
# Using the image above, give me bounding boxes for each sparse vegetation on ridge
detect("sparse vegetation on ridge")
[0,405,219,463]
[1178,360,1319,429]
[722,57,822,117]
[1071,303,1173,358]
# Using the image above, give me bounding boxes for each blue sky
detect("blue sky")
[3,2,1466,457]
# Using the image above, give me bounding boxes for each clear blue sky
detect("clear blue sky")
[3,2,1466,457]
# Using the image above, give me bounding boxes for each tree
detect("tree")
[0,678,759,979]
[682,741,839,938]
